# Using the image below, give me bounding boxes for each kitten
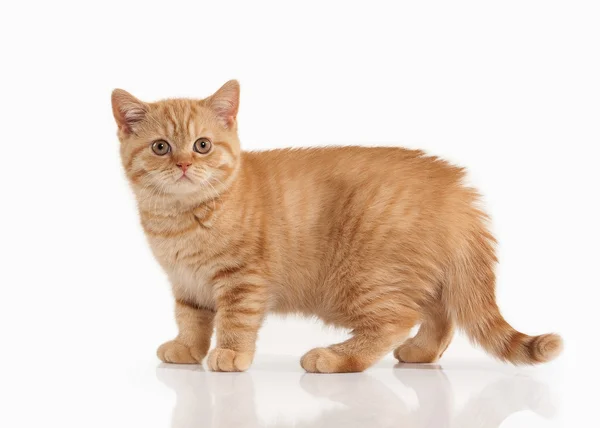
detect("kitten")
[111,80,563,373]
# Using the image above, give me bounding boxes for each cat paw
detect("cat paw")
[300,347,367,373]
[207,348,253,372]
[393,341,438,363]
[157,340,205,364]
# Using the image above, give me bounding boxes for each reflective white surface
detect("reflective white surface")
[153,356,561,428]
[0,350,573,428]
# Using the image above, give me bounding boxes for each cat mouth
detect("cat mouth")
[176,175,193,183]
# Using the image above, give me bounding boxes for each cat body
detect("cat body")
[112,81,562,372]
[146,148,456,323]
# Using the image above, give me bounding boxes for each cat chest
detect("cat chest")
[169,262,216,309]
[148,234,217,309]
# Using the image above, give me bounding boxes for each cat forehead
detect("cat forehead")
[144,100,217,137]
[150,99,209,120]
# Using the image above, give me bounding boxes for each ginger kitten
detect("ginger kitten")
[111,80,562,373]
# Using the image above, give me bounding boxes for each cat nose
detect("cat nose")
[176,162,192,173]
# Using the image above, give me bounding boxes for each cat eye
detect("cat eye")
[151,140,171,156]
[194,138,212,154]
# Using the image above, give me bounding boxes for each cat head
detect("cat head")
[111,80,241,200]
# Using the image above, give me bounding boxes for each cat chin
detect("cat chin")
[167,182,205,196]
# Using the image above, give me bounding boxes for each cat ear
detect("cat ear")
[111,89,148,135]
[206,80,240,129]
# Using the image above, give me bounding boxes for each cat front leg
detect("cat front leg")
[207,279,267,372]
[157,299,214,364]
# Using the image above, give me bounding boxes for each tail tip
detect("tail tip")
[531,333,563,363]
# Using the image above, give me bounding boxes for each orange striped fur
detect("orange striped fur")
[111,80,563,372]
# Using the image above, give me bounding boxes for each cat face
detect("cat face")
[112,81,241,198]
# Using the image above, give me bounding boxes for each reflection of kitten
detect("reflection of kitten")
[112,80,563,373]
[452,375,557,428]
[157,364,555,428]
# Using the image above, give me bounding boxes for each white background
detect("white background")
[1,1,598,427]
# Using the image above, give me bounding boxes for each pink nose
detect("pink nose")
[176,162,192,173]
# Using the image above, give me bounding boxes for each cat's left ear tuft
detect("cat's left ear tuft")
[206,80,240,129]
[111,89,148,135]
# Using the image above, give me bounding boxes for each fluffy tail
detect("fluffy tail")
[446,225,563,364]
